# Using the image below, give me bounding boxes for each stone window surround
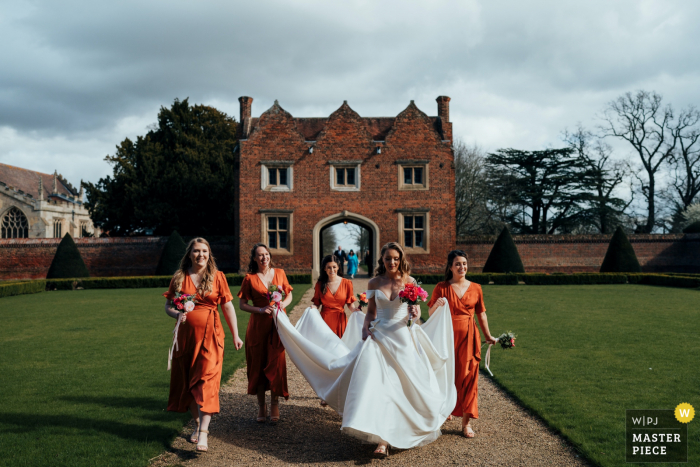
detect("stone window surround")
[329,160,362,192]
[260,160,294,192]
[259,209,294,255]
[396,208,430,254]
[397,159,429,191]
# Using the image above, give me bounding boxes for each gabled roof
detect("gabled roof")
[0,163,77,199]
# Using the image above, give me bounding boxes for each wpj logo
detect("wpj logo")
[626,410,687,463]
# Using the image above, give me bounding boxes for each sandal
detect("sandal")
[463,423,475,438]
[320,400,328,407]
[196,429,209,452]
[189,422,200,443]
[373,444,389,458]
[257,403,267,423]
[270,403,280,424]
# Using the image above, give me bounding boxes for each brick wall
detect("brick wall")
[456,233,700,273]
[0,237,238,280]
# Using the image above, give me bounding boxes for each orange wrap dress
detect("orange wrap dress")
[163,271,233,414]
[311,278,355,337]
[238,269,293,399]
[428,281,485,419]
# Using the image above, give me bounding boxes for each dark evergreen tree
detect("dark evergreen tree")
[155,231,187,275]
[683,220,700,234]
[46,233,90,278]
[599,226,642,272]
[482,227,525,273]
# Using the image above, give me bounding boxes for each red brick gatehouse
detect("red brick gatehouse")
[234,96,456,279]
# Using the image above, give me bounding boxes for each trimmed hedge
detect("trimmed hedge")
[519,273,627,285]
[46,233,90,279]
[636,274,700,288]
[600,226,642,273]
[155,231,187,276]
[413,274,491,285]
[483,227,525,273]
[0,280,46,298]
[683,220,700,234]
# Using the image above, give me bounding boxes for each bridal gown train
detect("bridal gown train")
[274,289,456,449]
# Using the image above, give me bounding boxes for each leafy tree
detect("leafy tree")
[485,148,586,234]
[155,231,187,276]
[46,233,90,279]
[599,226,642,273]
[84,98,238,236]
[482,227,525,273]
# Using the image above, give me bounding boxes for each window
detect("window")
[1,207,29,238]
[80,221,90,238]
[261,211,293,254]
[53,219,63,238]
[261,162,293,192]
[398,210,430,253]
[329,161,361,191]
[397,161,429,190]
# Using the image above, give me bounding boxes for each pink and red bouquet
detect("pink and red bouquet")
[399,283,429,326]
[357,292,368,309]
[172,293,196,313]
[497,331,517,349]
[267,284,286,315]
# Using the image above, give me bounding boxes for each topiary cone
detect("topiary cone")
[155,231,186,275]
[46,233,90,279]
[482,227,525,273]
[683,220,700,234]
[599,226,642,272]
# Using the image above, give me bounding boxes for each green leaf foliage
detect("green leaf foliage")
[155,231,187,276]
[683,220,700,233]
[83,98,238,236]
[46,234,90,279]
[482,227,525,273]
[599,226,642,272]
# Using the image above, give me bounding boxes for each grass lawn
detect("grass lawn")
[420,284,700,467]
[0,283,310,467]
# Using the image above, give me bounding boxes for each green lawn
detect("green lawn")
[421,284,699,467]
[0,284,310,467]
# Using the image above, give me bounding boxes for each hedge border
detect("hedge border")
[0,280,46,298]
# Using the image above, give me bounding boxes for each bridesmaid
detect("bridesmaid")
[238,243,293,424]
[346,250,359,279]
[427,250,498,438]
[311,254,360,337]
[164,238,243,452]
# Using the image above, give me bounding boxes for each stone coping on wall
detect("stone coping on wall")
[0,237,166,248]
[456,233,699,244]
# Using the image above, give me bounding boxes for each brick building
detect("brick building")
[234,96,456,279]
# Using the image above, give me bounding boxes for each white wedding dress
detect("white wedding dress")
[274,289,456,449]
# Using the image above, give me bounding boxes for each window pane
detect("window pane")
[268,232,277,249]
[404,167,412,184]
[269,167,277,185]
[278,216,287,230]
[404,231,413,248]
[336,167,345,185]
[414,167,423,184]
[268,217,277,230]
[279,168,288,185]
[404,216,413,229]
[279,231,288,249]
[346,168,355,185]
[415,230,424,248]
[414,215,424,229]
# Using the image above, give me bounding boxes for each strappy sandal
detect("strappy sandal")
[373,444,389,458]
[189,422,200,443]
[463,423,475,438]
[270,402,280,424]
[257,403,267,423]
[196,429,209,452]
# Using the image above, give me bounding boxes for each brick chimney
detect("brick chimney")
[436,96,452,142]
[238,96,253,138]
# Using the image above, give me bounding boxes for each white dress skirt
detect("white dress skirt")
[274,289,456,449]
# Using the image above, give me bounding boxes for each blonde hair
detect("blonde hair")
[172,238,218,296]
[374,242,411,277]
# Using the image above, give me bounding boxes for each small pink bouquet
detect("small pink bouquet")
[356,292,368,309]
[266,284,286,316]
[398,282,429,326]
[497,331,517,349]
[172,293,196,313]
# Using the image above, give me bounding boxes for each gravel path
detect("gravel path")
[152,278,588,466]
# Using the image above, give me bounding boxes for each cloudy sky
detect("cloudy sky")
[2,0,700,185]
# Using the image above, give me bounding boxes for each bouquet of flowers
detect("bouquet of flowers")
[267,284,286,316]
[168,293,196,371]
[497,331,517,349]
[398,282,429,326]
[356,292,368,309]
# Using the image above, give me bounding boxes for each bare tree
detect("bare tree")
[668,106,700,212]
[600,90,678,233]
[345,224,370,259]
[321,227,337,257]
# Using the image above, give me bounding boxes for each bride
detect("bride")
[274,242,456,457]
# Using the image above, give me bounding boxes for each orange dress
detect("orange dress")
[311,278,355,337]
[163,271,233,414]
[428,281,485,419]
[238,269,293,399]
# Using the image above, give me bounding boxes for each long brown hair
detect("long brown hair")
[247,243,273,274]
[444,249,469,282]
[171,238,218,296]
[374,242,411,277]
[317,254,342,294]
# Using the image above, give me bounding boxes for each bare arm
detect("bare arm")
[476,312,499,345]
[239,298,274,315]
[428,297,447,317]
[362,296,378,340]
[164,300,180,319]
[221,301,244,350]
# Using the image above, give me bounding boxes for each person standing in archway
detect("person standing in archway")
[333,245,347,276]
[347,250,359,279]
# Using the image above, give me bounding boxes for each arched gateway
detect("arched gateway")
[312,211,380,281]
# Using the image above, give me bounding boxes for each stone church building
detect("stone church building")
[0,163,99,239]
[234,96,456,279]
